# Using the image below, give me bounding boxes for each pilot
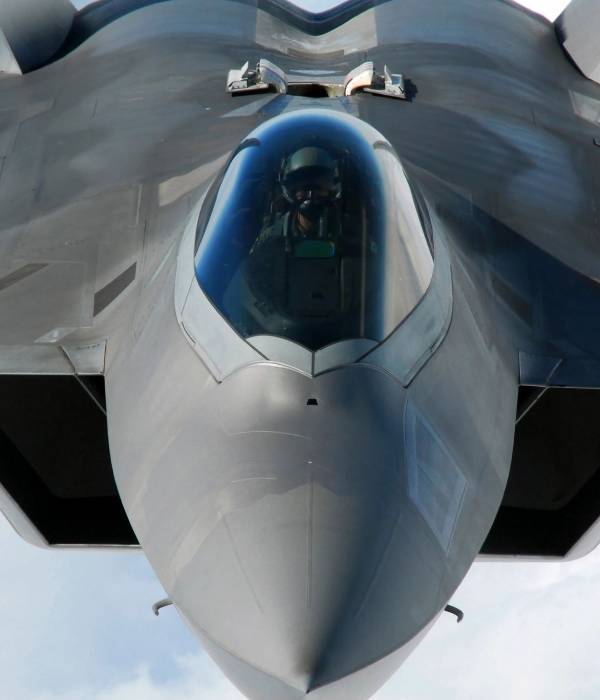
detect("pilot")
[246,146,343,328]
[253,146,342,253]
[279,146,342,245]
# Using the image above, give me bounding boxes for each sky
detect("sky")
[2,1,590,699]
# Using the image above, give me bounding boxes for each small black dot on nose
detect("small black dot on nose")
[306,398,318,406]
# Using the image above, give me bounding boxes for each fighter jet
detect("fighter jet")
[1,0,600,697]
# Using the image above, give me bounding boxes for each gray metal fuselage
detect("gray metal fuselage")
[2,0,600,698]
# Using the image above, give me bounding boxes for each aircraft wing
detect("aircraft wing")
[0,0,274,546]
[0,0,258,358]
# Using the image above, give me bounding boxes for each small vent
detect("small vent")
[307,398,319,406]
[287,84,329,98]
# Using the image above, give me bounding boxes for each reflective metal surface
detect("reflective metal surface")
[4,0,600,697]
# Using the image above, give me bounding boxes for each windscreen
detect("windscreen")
[195,110,433,352]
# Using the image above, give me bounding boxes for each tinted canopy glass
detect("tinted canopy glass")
[195,110,433,352]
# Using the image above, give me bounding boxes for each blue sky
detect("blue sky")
[3,1,590,699]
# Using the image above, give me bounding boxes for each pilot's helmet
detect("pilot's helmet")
[280,146,341,221]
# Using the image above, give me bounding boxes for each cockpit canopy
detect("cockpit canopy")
[195,110,433,352]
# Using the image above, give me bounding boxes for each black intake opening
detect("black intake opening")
[286,84,330,97]
[0,375,138,546]
[482,386,600,557]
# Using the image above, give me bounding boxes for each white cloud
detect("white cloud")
[0,516,200,700]
[515,0,570,19]
[372,549,600,700]
[32,655,244,700]
[6,506,600,700]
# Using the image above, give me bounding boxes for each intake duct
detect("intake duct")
[482,386,600,558]
[0,375,137,547]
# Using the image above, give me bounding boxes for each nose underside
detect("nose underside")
[131,364,455,699]
[172,438,445,698]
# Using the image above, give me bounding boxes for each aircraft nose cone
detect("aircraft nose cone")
[172,440,446,697]
[129,365,467,698]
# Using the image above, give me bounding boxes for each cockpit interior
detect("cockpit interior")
[195,110,434,351]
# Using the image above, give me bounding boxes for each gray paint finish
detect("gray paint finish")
[1,0,600,697]
[557,0,600,84]
[0,263,48,292]
[0,0,74,74]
